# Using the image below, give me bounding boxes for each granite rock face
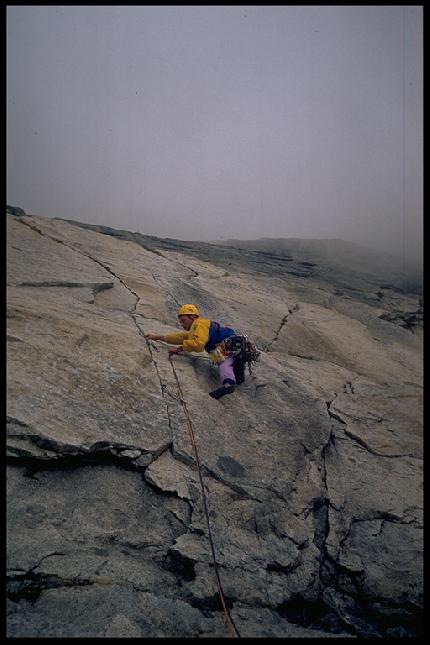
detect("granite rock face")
[7,212,423,637]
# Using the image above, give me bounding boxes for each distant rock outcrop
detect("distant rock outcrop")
[7,212,423,637]
[7,204,26,216]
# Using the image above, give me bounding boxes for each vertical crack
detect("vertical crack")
[15,216,176,437]
[150,272,180,308]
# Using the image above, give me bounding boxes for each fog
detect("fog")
[7,6,423,269]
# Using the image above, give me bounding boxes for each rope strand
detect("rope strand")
[169,356,241,638]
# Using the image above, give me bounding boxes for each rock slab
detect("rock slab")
[7,212,423,637]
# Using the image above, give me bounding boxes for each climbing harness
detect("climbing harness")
[169,355,241,639]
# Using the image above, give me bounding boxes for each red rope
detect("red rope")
[169,356,241,638]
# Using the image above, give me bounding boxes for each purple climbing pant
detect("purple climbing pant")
[218,355,236,385]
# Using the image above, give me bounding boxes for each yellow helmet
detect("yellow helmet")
[178,304,199,316]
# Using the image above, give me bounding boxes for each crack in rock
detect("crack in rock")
[265,309,295,352]
[16,216,176,446]
[325,403,347,426]
[17,281,113,292]
[7,571,116,604]
[342,429,419,459]
[7,430,172,472]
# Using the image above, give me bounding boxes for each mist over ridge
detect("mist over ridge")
[7,6,422,281]
[42,212,420,297]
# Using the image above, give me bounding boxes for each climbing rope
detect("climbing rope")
[168,355,241,639]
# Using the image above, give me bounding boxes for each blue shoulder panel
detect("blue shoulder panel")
[205,321,235,352]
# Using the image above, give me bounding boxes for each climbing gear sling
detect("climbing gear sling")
[222,335,260,384]
[169,355,241,638]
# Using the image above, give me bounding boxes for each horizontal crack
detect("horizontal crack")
[7,438,172,474]
[343,429,420,459]
[16,281,113,291]
[7,572,115,604]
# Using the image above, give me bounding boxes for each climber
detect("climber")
[144,304,239,400]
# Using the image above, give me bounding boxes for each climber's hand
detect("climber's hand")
[168,346,183,356]
[145,333,162,341]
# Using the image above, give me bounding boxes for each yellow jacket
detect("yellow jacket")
[164,317,212,354]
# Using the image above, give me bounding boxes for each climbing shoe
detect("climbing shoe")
[209,385,235,400]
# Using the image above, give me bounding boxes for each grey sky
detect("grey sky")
[7,5,423,267]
